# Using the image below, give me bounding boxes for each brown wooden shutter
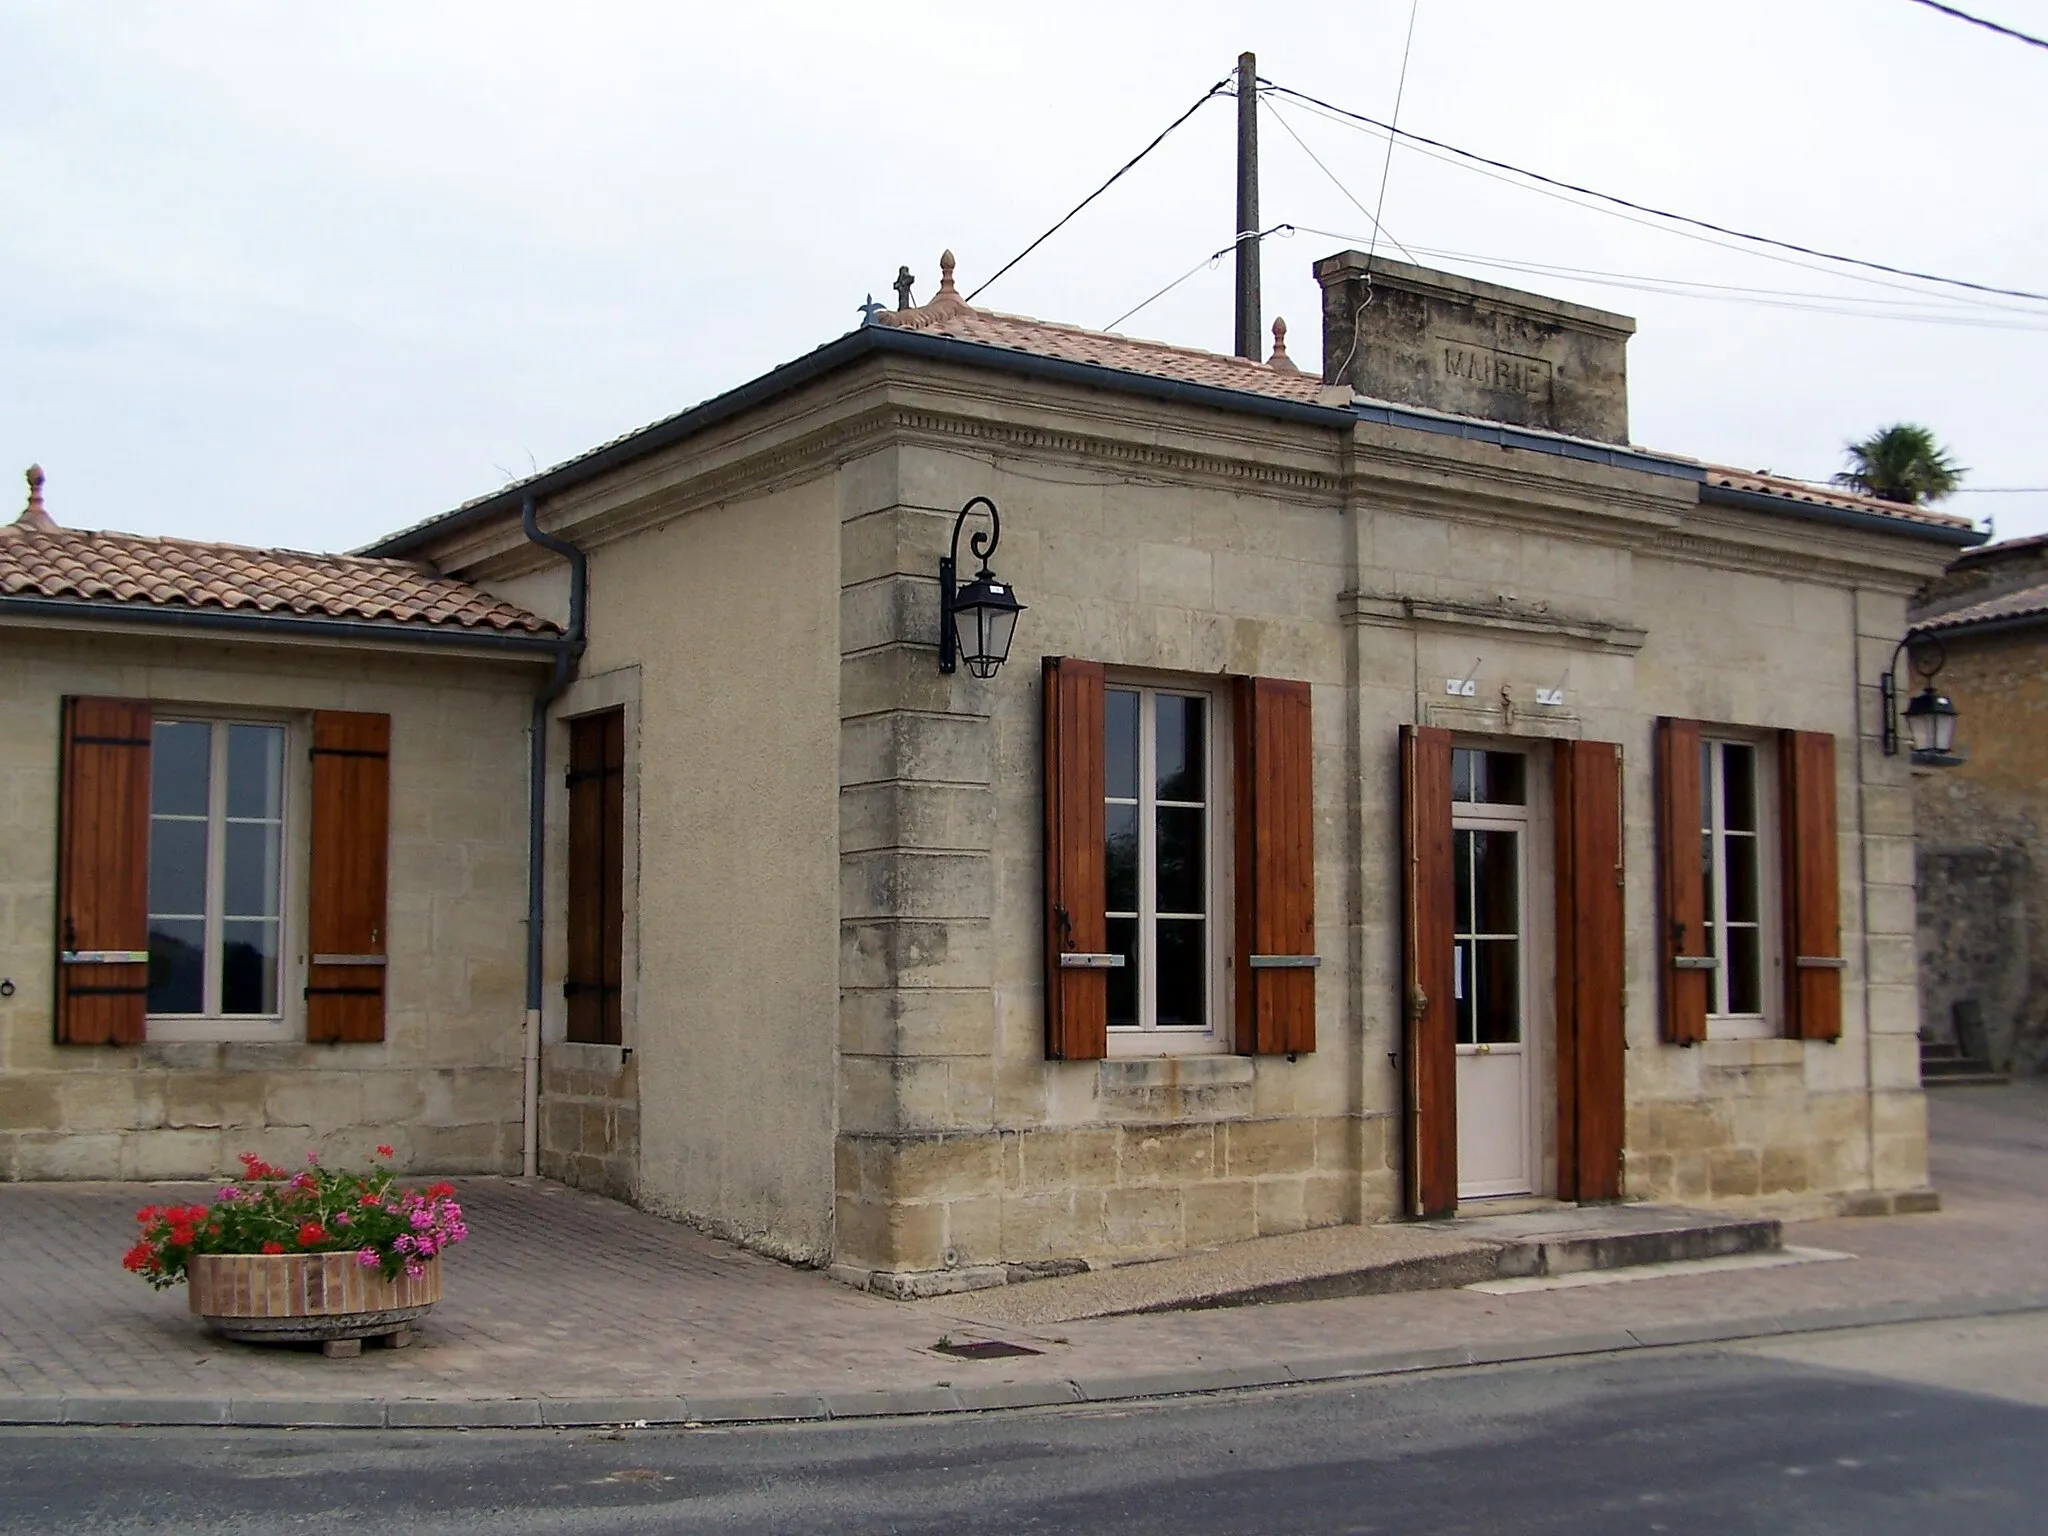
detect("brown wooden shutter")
[1780,729,1843,1041]
[1043,657,1108,1061]
[566,709,625,1046]
[306,711,391,1044]
[55,697,153,1045]
[1400,724,1457,1218]
[1556,738,1626,1202]
[1234,676,1316,1055]
[1655,718,1710,1047]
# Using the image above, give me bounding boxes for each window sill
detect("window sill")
[146,1019,296,1046]
[1098,1055,1256,1090]
[547,1040,634,1069]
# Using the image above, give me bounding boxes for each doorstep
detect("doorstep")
[1416,1202,1782,1279]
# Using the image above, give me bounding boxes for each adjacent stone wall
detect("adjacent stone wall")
[1914,630,2048,1075]
[538,1045,639,1202]
[0,629,536,1180]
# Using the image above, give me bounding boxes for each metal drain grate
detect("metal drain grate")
[932,1338,1043,1360]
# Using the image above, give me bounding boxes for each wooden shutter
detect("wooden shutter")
[1655,718,1710,1047]
[1400,724,1457,1218]
[566,709,625,1046]
[1234,676,1316,1055]
[1780,730,1843,1041]
[55,697,153,1045]
[306,711,391,1044]
[1556,738,1626,1202]
[1043,657,1108,1061]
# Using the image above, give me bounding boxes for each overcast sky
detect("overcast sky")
[6,1,2045,553]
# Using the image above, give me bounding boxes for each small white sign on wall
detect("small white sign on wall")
[1444,677,1478,698]
[1535,687,1566,707]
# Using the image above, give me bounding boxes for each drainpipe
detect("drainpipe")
[520,494,587,1178]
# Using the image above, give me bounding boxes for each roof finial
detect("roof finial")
[937,249,958,298]
[893,265,917,310]
[1267,316,1300,373]
[13,464,56,532]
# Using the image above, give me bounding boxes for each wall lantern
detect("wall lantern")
[939,495,1025,678]
[1881,636,1963,767]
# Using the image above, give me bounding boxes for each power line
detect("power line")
[1105,225,1297,332]
[1262,100,1417,263]
[1259,79,2048,306]
[967,80,1230,304]
[1907,0,2048,52]
[1364,0,1422,272]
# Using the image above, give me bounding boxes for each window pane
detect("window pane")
[1452,749,1477,804]
[1722,744,1757,833]
[1724,834,1760,925]
[224,821,281,920]
[1105,689,1140,801]
[1454,829,1473,932]
[1474,752,1526,806]
[1474,938,1521,1044]
[1106,916,1139,1028]
[225,724,284,820]
[148,818,208,917]
[1701,833,1718,928]
[1727,926,1763,1014]
[1155,919,1206,1028]
[147,920,205,1013]
[1105,803,1139,915]
[1700,740,1713,833]
[1454,938,1475,1045]
[151,721,211,816]
[1156,806,1206,915]
[1470,829,1519,935]
[220,920,279,1015]
[1156,694,1205,802]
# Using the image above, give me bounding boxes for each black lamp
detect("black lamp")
[939,496,1024,678]
[1881,637,1964,767]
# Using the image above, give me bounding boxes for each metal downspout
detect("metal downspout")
[520,495,587,1178]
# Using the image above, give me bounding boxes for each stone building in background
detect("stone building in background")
[1910,533,2048,1078]
[0,249,1986,1297]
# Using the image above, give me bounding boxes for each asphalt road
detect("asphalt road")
[6,1312,2046,1535]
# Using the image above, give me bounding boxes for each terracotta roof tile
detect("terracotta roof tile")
[0,519,557,636]
[1701,468,1976,533]
[1913,575,2048,635]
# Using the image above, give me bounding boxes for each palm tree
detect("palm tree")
[1833,424,1965,505]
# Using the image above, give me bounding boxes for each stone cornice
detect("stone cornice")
[1342,590,1648,653]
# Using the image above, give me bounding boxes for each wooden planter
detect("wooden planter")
[188,1253,441,1353]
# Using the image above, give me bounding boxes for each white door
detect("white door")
[1453,792,1534,1200]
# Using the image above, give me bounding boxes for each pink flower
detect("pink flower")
[356,1248,379,1268]
[405,1261,424,1278]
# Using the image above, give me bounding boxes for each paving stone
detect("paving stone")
[0,1397,65,1424]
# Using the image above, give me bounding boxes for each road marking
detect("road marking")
[1465,1246,1852,1295]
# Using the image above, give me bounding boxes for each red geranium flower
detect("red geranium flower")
[121,1242,152,1272]
[427,1182,456,1199]
[376,1145,395,1158]
[296,1223,329,1248]
[260,1241,286,1255]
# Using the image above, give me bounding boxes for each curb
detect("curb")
[9,1290,2048,1431]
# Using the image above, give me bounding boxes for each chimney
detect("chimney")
[1314,253,1636,444]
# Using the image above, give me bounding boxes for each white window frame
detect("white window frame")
[1104,676,1231,1057]
[146,711,307,1044]
[1701,734,1781,1042]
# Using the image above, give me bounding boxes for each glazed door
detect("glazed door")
[1453,803,1534,1199]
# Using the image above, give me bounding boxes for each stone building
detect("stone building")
[0,249,1982,1295]
[1910,532,2048,1077]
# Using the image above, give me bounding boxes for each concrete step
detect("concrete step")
[1421,1203,1782,1279]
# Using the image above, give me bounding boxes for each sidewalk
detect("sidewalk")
[2,1079,2044,1428]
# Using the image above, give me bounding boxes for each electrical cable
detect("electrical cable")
[967,80,1231,303]
[1104,224,1297,332]
[1262,98,1418,263]
[1259,79,2048,305]
[1364,0,1422,272]
[1907,0,2048,52]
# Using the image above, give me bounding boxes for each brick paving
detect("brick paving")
[1,1080,2043,1410]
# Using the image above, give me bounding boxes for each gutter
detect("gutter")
[1701,483,1988,548]
[0,594,565,654]
[518,495,588,1181]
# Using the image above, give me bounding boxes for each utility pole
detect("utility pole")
[1234,50,1260,360]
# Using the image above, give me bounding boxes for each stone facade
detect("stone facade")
[0,627,537,1181]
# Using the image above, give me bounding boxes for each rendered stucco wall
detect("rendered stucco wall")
[0,628,535,1180]
[565,477,842,1263]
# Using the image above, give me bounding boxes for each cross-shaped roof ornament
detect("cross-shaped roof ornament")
[893,265,917,310]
